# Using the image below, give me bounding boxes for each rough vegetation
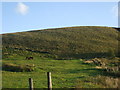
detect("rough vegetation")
[2,63,35,72]
[2,26,120,88]
[2,26,119,59]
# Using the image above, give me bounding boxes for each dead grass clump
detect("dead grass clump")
[94,76,120,88]
[84,60,93,64]
[2,63,35,72]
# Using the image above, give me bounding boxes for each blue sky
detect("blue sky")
[2,2,118,34]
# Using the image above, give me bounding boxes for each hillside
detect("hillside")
[2,26,119,59]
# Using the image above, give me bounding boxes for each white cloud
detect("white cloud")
[16,2,29,15]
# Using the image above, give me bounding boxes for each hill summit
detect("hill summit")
[2,26,119,59]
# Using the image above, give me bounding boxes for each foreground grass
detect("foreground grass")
[2,56,104,88]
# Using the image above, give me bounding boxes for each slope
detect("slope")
[2,26,119,59]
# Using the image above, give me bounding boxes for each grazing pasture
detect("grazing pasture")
[2,26,120,88]
[2,53,120,88]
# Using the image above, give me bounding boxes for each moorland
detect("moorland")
[2,26,120,88]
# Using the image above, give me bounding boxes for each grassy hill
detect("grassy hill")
[2,26,120,88]
[2,26,119,59]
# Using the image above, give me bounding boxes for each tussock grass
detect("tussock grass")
[2,63,35,72]
[76,76,120,88]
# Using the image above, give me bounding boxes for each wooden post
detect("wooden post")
[29,78,34,90]
[47,72,52,90]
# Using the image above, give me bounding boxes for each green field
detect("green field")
[2,26,120,88]
[2,55,105,88]
[2,51,120,88]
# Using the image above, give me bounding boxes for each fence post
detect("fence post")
[29,78,34,90]
[47,72,52,90]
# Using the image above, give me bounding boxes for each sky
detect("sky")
[1,2,118,34]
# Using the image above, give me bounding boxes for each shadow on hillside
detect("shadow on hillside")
[68,68,120,78]
[5,47,119,60]
[68,68,103,75]
[56,52,110,60]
